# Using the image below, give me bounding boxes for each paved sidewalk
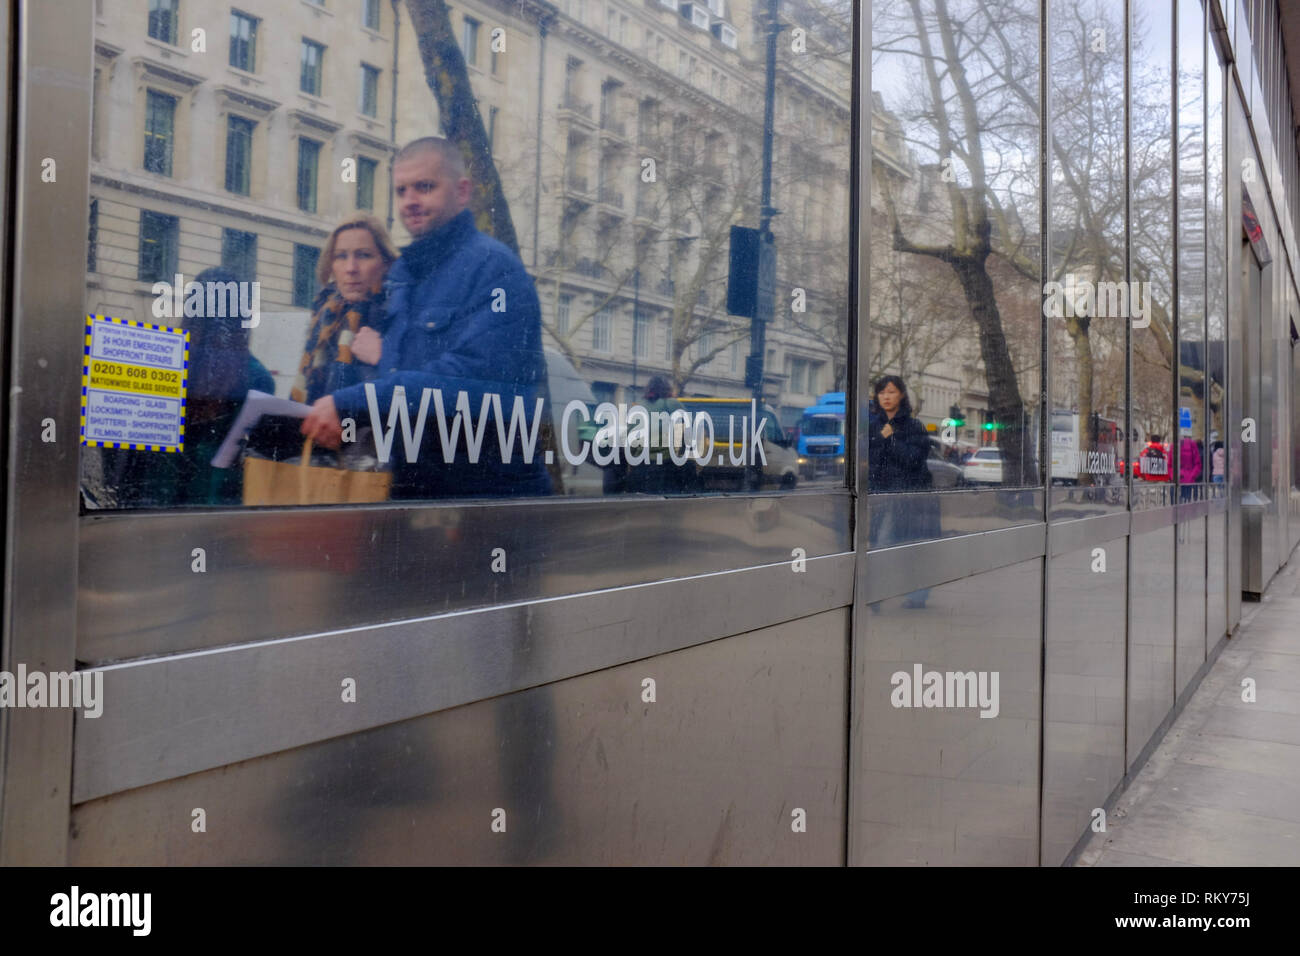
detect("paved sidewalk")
[1076,558,1300,866]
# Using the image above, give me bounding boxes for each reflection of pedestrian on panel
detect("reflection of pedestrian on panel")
[301,137,551,500]
[868,375,938,608]
[868,375,931,493]
[290,213,398,406]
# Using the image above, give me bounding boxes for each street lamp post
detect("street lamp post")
[748,0,781,407]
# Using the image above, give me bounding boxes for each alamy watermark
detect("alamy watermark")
[151,272,261,328]
[1043,274,1151,328]
[890,664,1000,718]
[0,665,102,718]
[50,887,150,936]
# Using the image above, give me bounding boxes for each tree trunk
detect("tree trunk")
[952,255,1031,486]
[404,0,521,256]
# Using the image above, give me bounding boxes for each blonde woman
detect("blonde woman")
[291,213,400,404]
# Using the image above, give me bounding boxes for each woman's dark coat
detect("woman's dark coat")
[867,409,943,545]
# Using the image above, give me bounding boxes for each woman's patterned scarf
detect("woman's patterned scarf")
[291,285,383,404]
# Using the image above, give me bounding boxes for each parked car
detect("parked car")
[962,447,1003,485]
[927,439,966,488]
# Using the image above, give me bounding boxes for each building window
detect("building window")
[143,90,176,177]
[462,17,480,67]
[138,210,179,283]
[221,228,257,282]
[634,311,650,358]
[664,320,673,361]
[356,156,378,210]
[785,356,820,395]
[360,64,380,117]
[225,115,254,195]
[488,106,498,154]
[557,294,572,335]
[229,11,258,72]
[699,329,713,360]
[730,340,738,371]
[363,0,381,31]
[293,244,320,307]
[300,40,325,96]
[87,199,98,273]
[148,0,179,45]
[593,306,612,352]
[297,138,321,213]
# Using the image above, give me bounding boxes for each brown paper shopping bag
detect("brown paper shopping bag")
[243,439,392,505]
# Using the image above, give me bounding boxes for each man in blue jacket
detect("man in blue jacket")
[302,137,551,498]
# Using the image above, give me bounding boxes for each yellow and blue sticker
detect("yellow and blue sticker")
[80,314,189,452]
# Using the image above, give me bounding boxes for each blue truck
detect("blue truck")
[797,391,846,479]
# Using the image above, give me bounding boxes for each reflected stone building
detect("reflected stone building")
[84,0,852,432]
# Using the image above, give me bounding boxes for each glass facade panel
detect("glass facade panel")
[1130,1,1177,508]
[77,2,851,508]
[1048,0,1128,518]
[1206,26,1226,496]
[1177,0,1207,500]
[870,0,1043,545]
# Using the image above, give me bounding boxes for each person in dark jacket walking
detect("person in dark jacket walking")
[868,375,937,607]
[301,137,551,499]
[107,267,274,506]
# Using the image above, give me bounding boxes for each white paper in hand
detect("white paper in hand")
[211,390,313,468]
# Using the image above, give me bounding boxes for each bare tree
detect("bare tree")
[405,0,521,254]
[874,0,1040,484]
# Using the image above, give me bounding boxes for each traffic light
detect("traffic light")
[946,404,965,428]
[982,422,1003,431]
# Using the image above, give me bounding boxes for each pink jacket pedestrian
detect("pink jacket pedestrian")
[1179,438,1202,483]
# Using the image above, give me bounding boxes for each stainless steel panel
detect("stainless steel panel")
[1049,512,1131,557]
[851,560,1042,866]
[1128,526,1176,767]
[1175,516,1207,700]
[1206,507,1228,651]
[1042,538,1127,867]
[1259,212,1279,586]
[863,522,1046,603]
[865,489,1046,549]
[70,609,850,865]
[1131,504,1178,535]
[1226,88,1245,629]
[79,490,853,664]
[0,0,92,866]
[73,551,855,802]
